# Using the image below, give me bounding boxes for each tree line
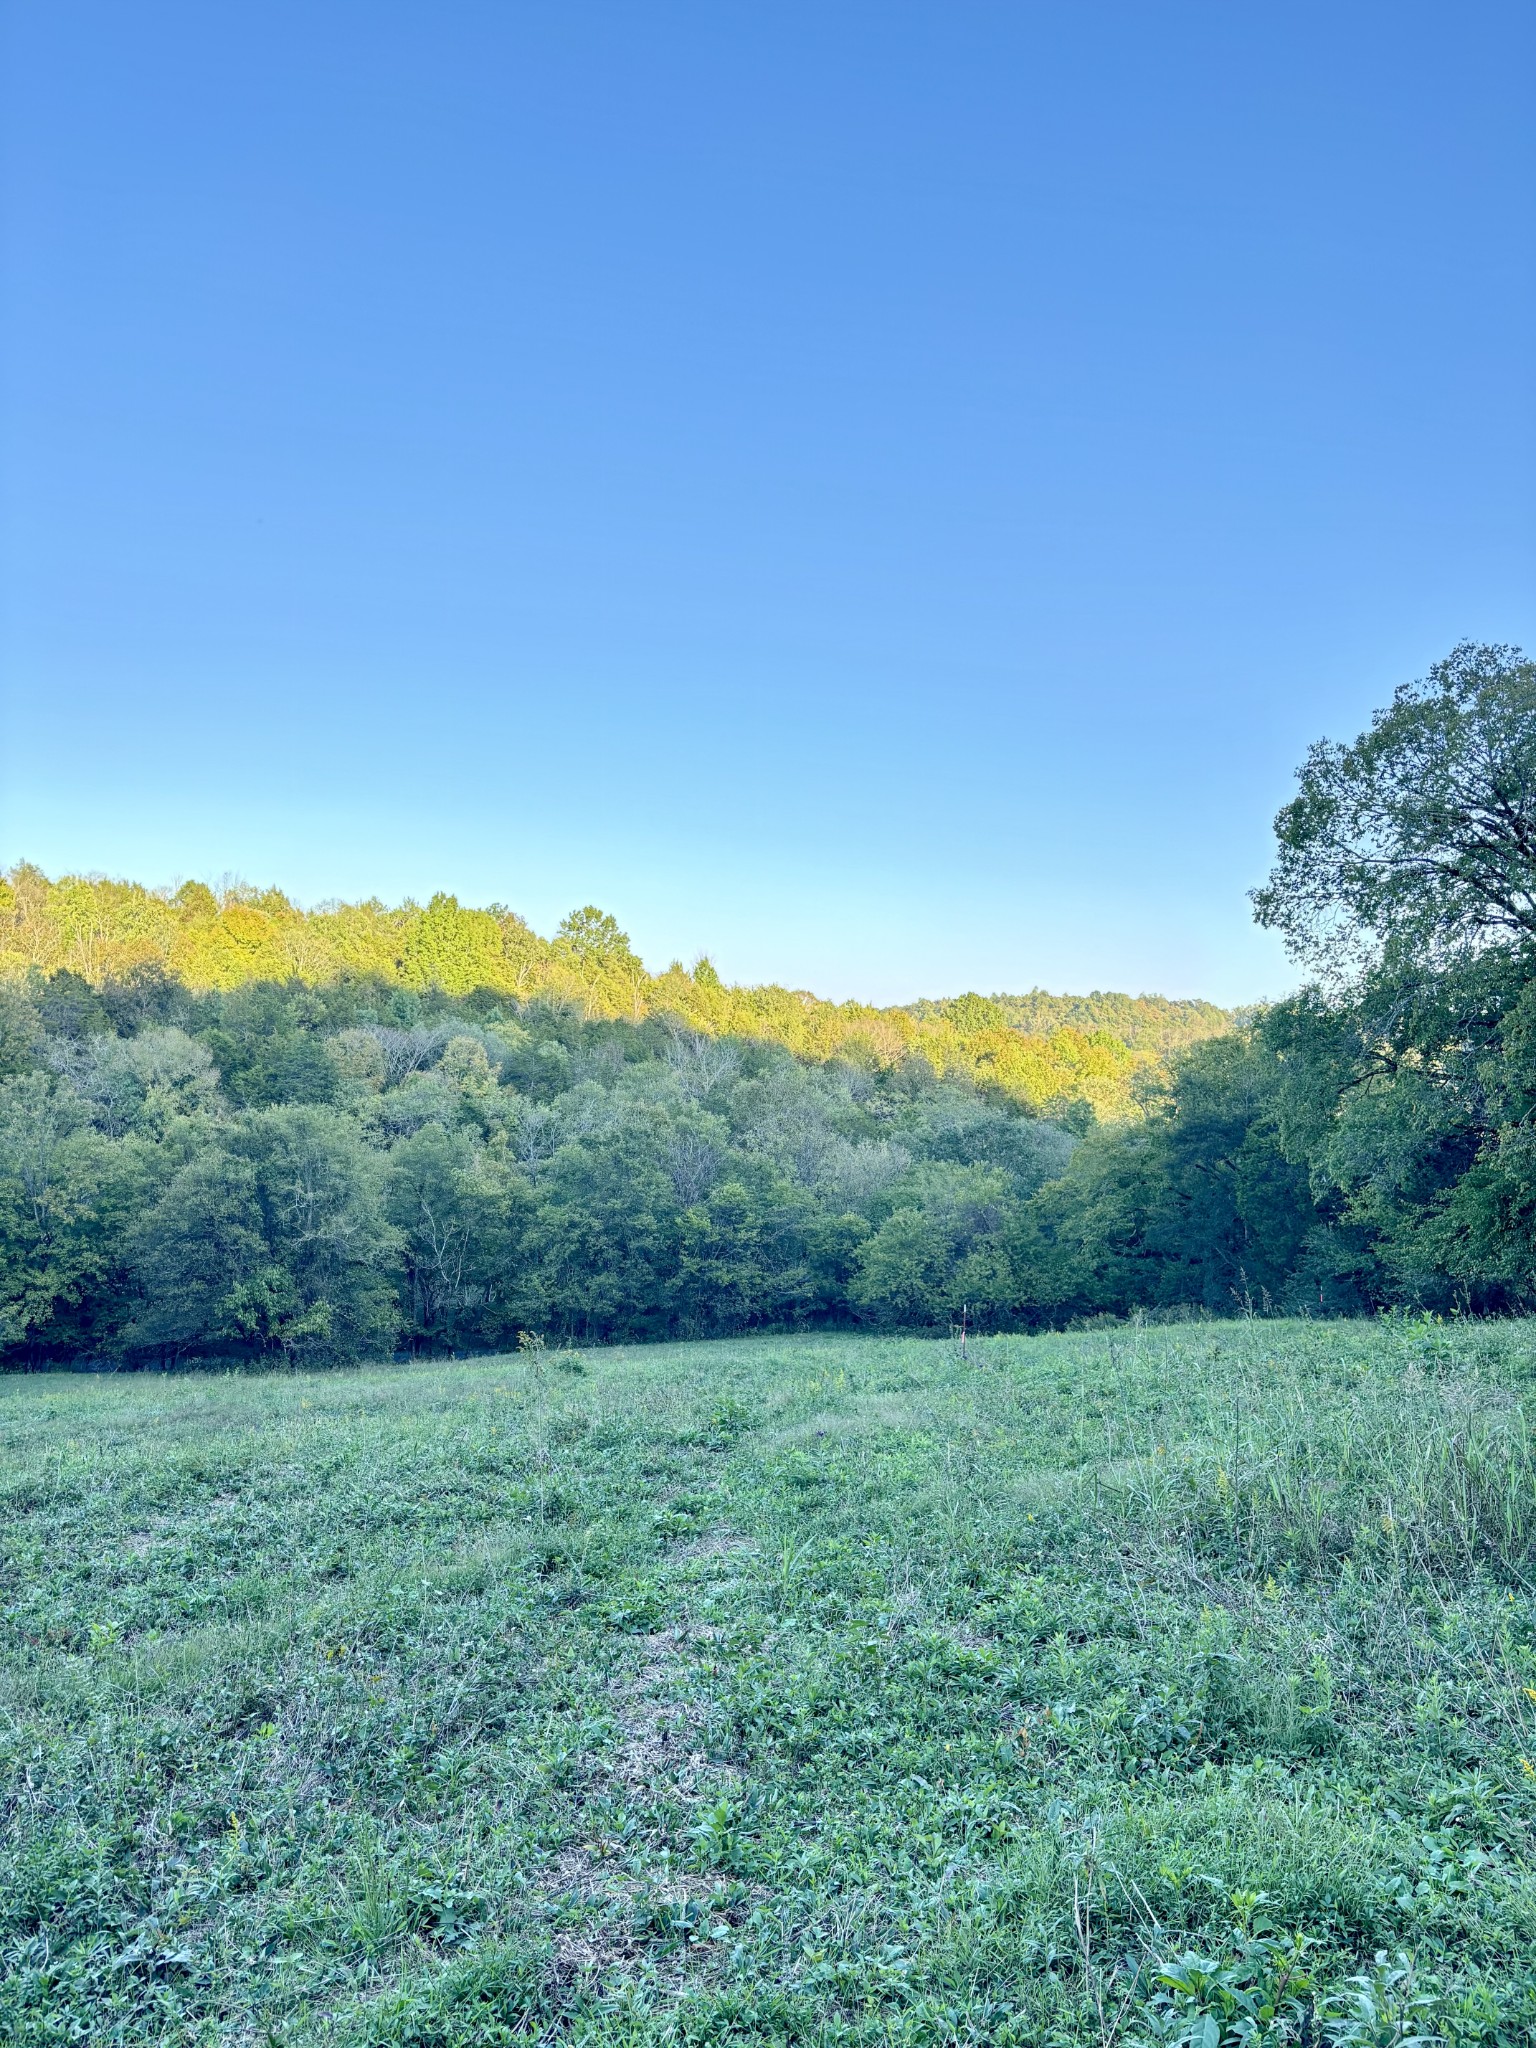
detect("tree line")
[0,967,1080,1365]
[0,868,1226,1125]
[1,641,1532,1365]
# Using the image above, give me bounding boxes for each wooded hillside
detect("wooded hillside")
[0,865,1228,1124]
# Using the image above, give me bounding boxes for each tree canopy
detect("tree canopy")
[1252,641,1536,981]
[0,967,1086,1367]
[0,865,1229,1123]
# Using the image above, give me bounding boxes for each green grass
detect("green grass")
[3,1319,1536,2045]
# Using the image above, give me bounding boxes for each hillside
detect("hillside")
[0,865,1233,1122]
[4,1321,1533,2044]
[907,988,1231,1055]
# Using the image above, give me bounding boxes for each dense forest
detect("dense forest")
[2,640,1532,1367]
[0,867,1225,1125]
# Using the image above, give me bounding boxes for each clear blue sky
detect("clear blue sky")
[3,2,1532,1007]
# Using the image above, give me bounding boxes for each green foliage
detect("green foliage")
[1018,642,1536,1325]
[0,979,1087,1365]
[0,1072,150,1359]
[915,986,1233,1054]
[1129,1915,1323,2047]
[1253,641,1536,981]
[229,1106,401,1365]
[0,863,1232,1120]
[0,982,43,1079]
[124,1149,272,1356]
[120,1109,401,1368]
[851,1161,1015,1324]
[3,1322,1535,2044]
[1021,1031,1326,1321]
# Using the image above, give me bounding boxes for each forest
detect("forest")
[2,639,1533,1368]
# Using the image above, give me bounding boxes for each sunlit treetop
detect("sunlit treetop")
[1253,641,1536,986]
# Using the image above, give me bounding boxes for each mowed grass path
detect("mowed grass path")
[3,1322,1536,2045]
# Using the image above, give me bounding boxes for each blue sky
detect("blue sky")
[3,2,1532,1006]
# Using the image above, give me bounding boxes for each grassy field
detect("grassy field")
[3,1321,1536,2046]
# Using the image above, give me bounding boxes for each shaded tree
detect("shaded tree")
[124,1151,271,1362]
[230,1106,400,1364]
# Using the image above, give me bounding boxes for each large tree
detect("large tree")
[1252,642,1536,981]
[1247,643,1536,1312]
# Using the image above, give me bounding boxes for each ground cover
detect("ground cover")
[2,1319,1536,2044]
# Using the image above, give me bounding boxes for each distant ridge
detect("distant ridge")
[907,990,1232,1056]
[0,864,1234,1121]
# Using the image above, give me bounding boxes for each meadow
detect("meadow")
[3,1319,1536,2045]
